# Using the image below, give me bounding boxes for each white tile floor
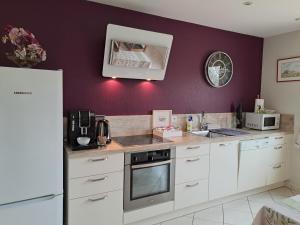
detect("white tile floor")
[158,187,295,225]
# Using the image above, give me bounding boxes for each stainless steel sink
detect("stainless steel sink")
[191,130,226,138]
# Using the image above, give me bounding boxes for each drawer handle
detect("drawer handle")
[219,143,230,147]
[275,137,284,140]
[87,176,107,182]
[88,157,108,162]
[186,146,201,150]
[88,195,107,202]
[274,146,283,150]
[186,182,199,188]
[186,158,200,162]
[273,164,282,169]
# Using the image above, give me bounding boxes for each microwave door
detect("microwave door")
[264,116,276,128]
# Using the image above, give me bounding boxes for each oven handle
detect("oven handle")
[131,160,172,169]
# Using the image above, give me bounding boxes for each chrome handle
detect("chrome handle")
[186,182,199,188]
[274,146,283,150]
[273,164,282,169]
[88,195,107,202]
[88,157,108,162]
[131,160,172,169]
[88,176,107,182]
[186,146,201,150]
[186,158,200,162]
[275,137,284,140]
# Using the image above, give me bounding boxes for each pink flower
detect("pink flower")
[8,27,20,45]
[41,50,47,61]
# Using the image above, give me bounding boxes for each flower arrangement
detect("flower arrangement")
[1,25,46,68]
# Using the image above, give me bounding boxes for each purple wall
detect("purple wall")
[0,0,263,115]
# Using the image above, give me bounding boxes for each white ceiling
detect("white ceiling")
[89,0,300,37]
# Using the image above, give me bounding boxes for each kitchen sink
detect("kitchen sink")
[191,130,226,138]
[191,128,249,138]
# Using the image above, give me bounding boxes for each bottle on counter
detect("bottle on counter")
[186,115,193,132]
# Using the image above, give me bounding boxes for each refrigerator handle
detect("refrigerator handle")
[0,194,57,208]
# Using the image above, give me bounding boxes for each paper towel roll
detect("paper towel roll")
[254,98,264,113]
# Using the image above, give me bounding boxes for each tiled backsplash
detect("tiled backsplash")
[63,113,294,138]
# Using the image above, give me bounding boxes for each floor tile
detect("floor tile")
[248,191,274,216]
[269,187,294,202]
[223,198,251,213]
[161,214,193,225]
[193,218,223,225]
[194,205,223,223]
[223,198,253,225]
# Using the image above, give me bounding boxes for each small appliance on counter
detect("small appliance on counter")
[245,112,280,130]
[152,110,182,138]
[96,118,112,146]
[68,110,98,150]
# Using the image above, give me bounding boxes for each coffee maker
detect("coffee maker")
[68,110,98,150]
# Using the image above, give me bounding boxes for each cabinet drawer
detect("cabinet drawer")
[267,162,288,185]
[69,153,124,179]
[270,135,286,145]
[175,179,208,210]
[69,171,123,199]
[68,190,123,225]
[267,144,287,164]
[176,143,209,158]
[175,155,209,184]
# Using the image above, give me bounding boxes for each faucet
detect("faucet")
[199,112,208,131]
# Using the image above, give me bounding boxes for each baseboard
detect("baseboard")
[287,181,300,193]
[126,182,287,225]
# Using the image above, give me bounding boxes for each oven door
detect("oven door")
[124,160,175,211]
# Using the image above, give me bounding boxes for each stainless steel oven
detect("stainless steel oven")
[124,146,176,211]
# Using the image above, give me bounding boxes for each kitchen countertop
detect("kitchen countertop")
[65,129,293,159]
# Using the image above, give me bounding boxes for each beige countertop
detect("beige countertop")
[65,129,293,159]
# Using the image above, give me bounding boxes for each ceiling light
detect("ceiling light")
[243,1,253,6]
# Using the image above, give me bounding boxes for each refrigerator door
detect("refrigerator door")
[0,194,63,225]
[0,67,63,205]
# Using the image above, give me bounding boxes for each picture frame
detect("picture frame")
[152,110,172,128]
[277,56,300,82]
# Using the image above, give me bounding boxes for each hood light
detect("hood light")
[146,78,151,81]
[111,76,117,79]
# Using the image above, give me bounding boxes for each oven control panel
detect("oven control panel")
[131,149,171,164]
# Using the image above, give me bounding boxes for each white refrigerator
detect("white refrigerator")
[0,67,63,225]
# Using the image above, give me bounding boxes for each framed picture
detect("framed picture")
[277,56,300,82]
[152,110,172,128]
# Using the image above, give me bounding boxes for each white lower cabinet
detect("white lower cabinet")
[238,147,269,192]
[176,155,209,184]
[161,215,194,225]
[209,141,238,200]
[267,162,287,185]
[66,152,124,225]
[175,179,209,210]
[68,190,123,225]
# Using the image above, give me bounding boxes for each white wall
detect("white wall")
[261,30,300,190]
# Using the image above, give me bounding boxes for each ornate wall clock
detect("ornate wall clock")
[205,51,233,88]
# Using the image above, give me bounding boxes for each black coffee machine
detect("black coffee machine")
[68,110,98,150]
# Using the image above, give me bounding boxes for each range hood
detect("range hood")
[102,24,173,81]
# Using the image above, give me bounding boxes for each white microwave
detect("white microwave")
[245,113,280,130]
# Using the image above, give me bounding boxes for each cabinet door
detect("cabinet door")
[267,162,288,185]
[175,179,208,210]
[238,148,268,192]
[68,190,123,225]
[209,141,238,200]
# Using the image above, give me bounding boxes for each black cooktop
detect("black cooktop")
[113,134,172,147]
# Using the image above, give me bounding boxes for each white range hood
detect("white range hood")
[102,24,173,81]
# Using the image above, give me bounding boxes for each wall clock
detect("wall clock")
[205,51,233,88]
